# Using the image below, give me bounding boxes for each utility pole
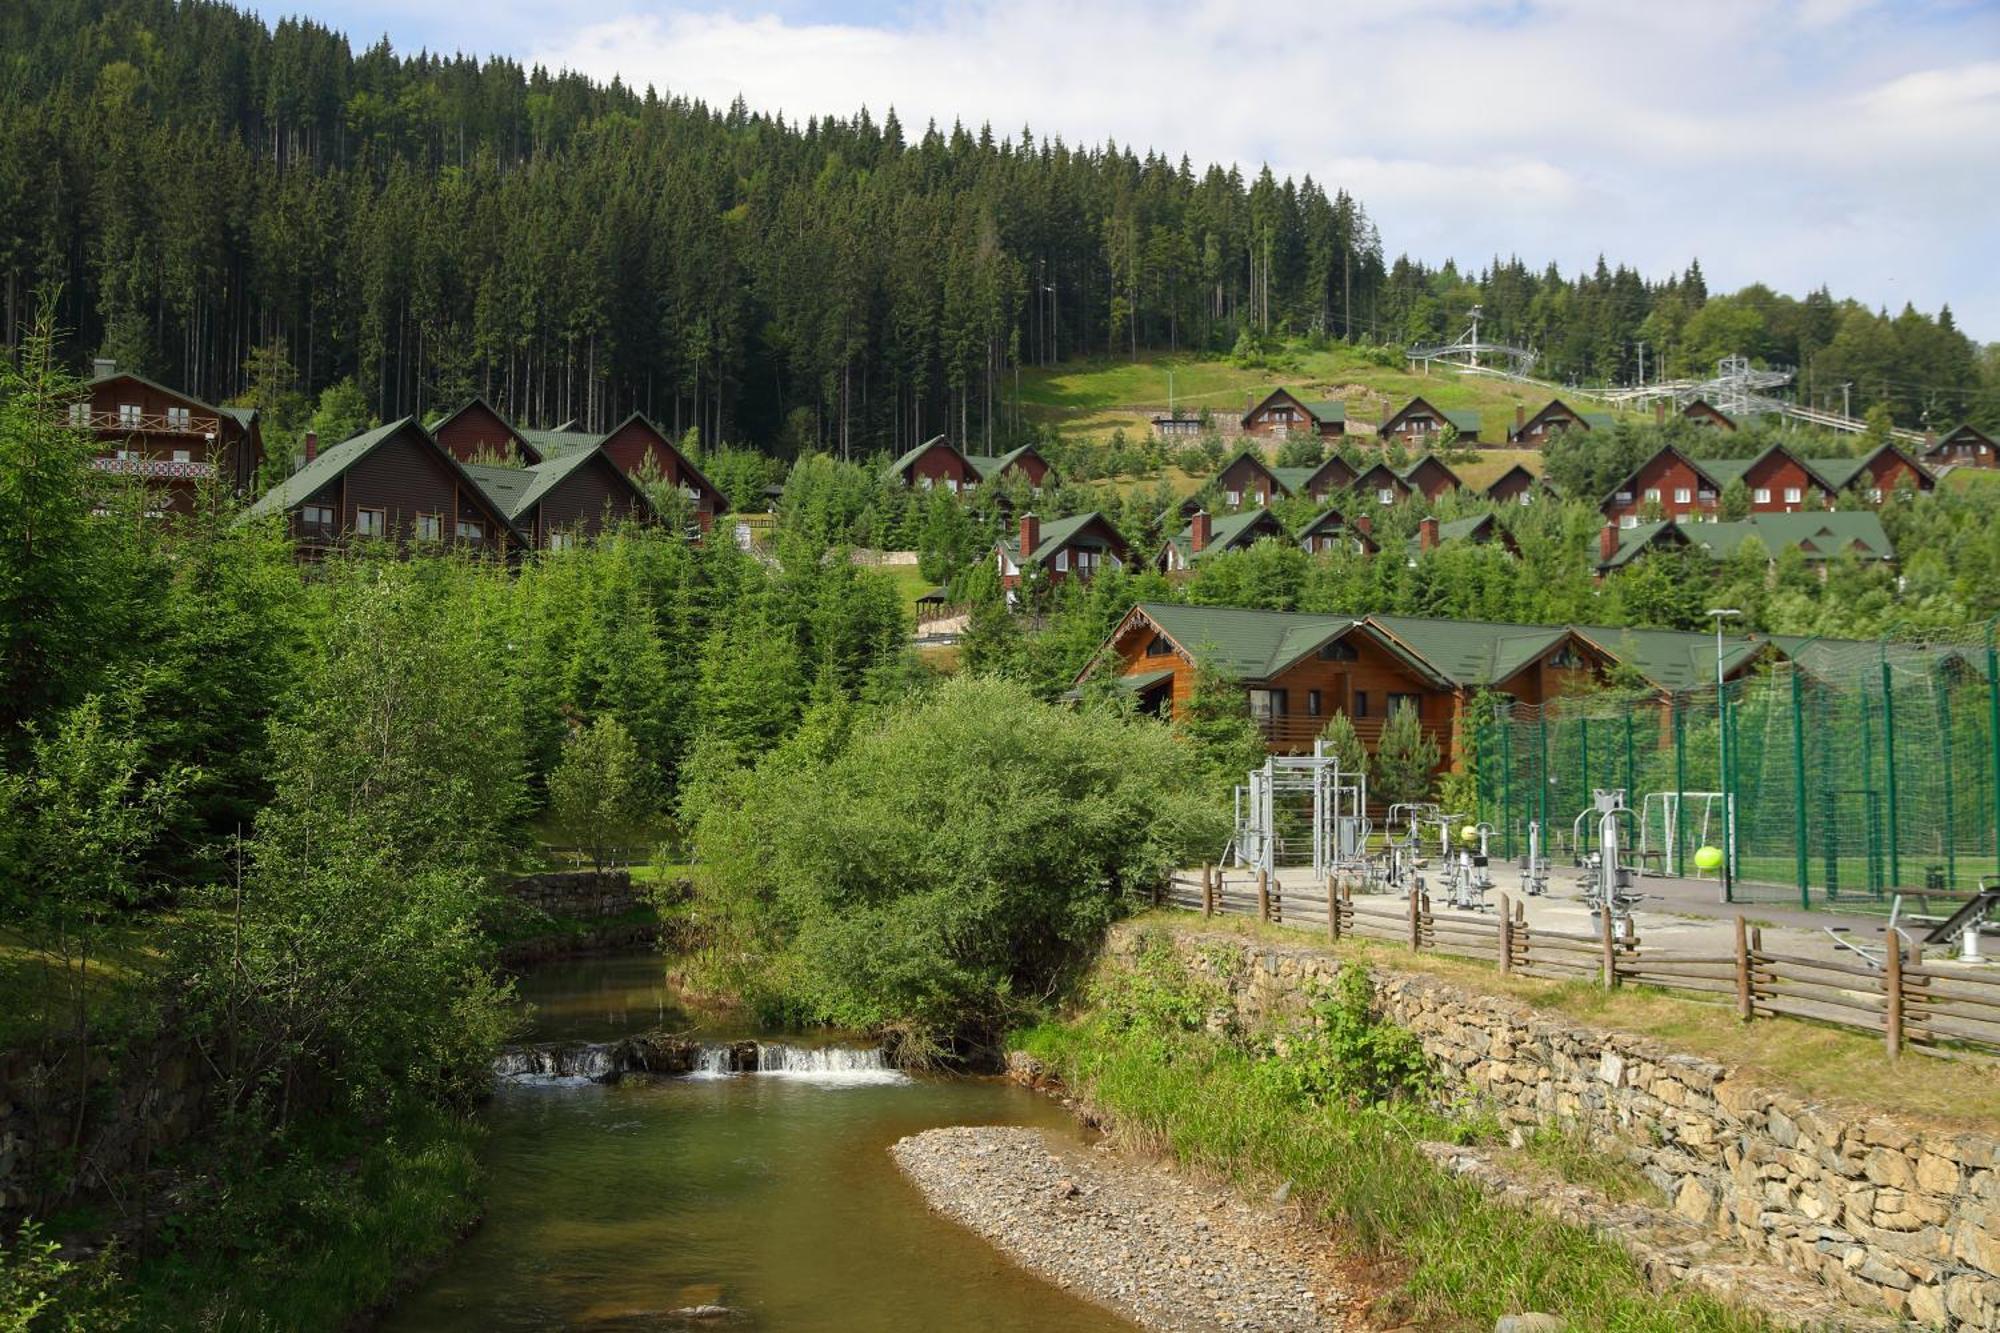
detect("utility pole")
[1707,608,1743,902]
[1637,341,1647,389]
[1841,381,1853,420]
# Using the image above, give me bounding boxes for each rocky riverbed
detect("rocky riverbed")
[890,1126,1353,1331]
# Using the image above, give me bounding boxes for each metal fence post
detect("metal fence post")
[1989,625,2000,884]
[1501,717,1515,862]
[1882,659,1901,888]
[1791,668,1809,908]
[1939,671,1958,892]
[1672,692,1687,876]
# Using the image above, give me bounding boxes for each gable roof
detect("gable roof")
[1244,388,1346,428]
[1294,508,1378,552]
[1160,507,1286,566]
[1513,399,1613,438]
[1210,446,1286,492]
[86,366,257,434]
[464,446,658,524]
[1397,453,1464,491]
[1804,441,1935,493]
[431,396,544,464]
[964,443,1049,482]
[1116,603,1449,687]
[1600,444,1725,508]
[1404,513,1498,556]
[1692,441,1825,492]
[1383,396,1479,434]
[1927,423,1996,456]
[1483,462,1540,498]
[1597,512,1895,570]
[242,417,529,545]
[999,511,1129,568]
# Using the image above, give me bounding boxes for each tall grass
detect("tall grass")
[1014,937,1769,1332]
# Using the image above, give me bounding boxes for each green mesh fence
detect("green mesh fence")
[1473,623,2000,912]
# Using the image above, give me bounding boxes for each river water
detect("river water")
[384,952,1130,1331]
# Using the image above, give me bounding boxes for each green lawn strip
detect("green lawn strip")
[1015,1002,1767,1331]
[0,924,167,1048]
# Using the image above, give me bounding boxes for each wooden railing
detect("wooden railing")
[1158,868,2000,1058]
[77,408,222,437]
[1255,713,1450,753]
[90,455,215,480]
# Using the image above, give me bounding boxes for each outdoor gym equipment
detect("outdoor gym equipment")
[1638,791,1729,877]
[1441,822,1497,912]
[1822,885,2000,970]
[1519,820,1550,897]
[1574,789,1644,942]
[1232,741,1369,882]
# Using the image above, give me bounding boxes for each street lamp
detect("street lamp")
[1707,608,1742,902]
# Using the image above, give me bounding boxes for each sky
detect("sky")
[282,0,2000,338]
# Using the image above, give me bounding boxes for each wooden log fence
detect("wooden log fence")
[1149,869,2000,1059]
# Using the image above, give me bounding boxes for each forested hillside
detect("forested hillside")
[1,0,1992,461]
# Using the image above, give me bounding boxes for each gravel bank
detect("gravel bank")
[891,1126,1352,1331]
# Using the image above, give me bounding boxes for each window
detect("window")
[945,478,960,494]
[171,449,191,463]
[1518,490,1532,506]
[1784,487,1802,504]
[1318,639,1358,662]
[1226,489,1242,507]
[166,406,191,430]
[356,507,387,538]
[1613,490,1633,506]
[457,518,485,544]
[301,503,335,533]
[68,403,88,426]
[1074,549,1099,577]
[1674,488,1691,504]
[919,475,935,490]
[1053,549,1069,573]
[1550,645,1584,669]
[1753,487,1771,504]
[1643,487,1661,503]
[548,532,573,551]
[118,404,142,427]
[1620,515,1640,529]
[1306,690,1322,716]
[1387,691,1422,718]
[1352,690,1369,718]
[1247,688,1287,719]
[1145,634,1174,657]
[1377,488,1395,505]
[1867,487,1884,503]
[1698,489,1716,502]
[416,513,441,542]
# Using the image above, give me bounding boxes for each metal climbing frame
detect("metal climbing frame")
[1232,741,1369,880]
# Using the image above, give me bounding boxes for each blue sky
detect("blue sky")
[274,0,2000,338]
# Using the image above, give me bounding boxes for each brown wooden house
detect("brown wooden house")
[1805,442,1936,502]
[1680,399,1739,431]
[1296,509,1376,556]
[518,413,725,534]
[432,397,544,465]
[1207,448,1287,509]
[1599,445,1722,526]
[1483,462,1545,506]
[1923,424,1998,470]
[72,358,263,513]
[1695,443,1832,513]
[242,417,524,559]
[1508,399,1613,444]
[1380,396,1480,446]
[995,511,1133,599]
[461,446,659,550]
[1241,389,1346,440]
[1399,454,1465,502]
[1156,507,1287,572]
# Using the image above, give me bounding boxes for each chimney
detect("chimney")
[1600,522,1619,563]
[1925,430,1938,447]
[92,356,115,380]
[1419,516,1440,551]
[1514,404,1526,434]
[1654,400,1667,426]
[1018,511,1040,559]
[1190,509,1212,553]
[304,430,318,464]
[1352,515,1371,538]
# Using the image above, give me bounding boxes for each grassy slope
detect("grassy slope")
[1140,910,2000,1130]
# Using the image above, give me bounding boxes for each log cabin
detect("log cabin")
[460,446,659,550]
[1802,442,1935,502]
[1296,510,1377,556]
[1594,512,1896,576]
[71,358,263,514]
[884,435,980,493]
[995,510,1133,600]
[1680,399,1740,431]
[1156,508,1287,572]
[1403,513,1514,562]
[1695,443,1833,513]
[1599,445,1723,526]
[1206,448,1289,509]
[525,413,725,534]
[1273,454,1360,500]
[431,397,544,465]
[1077,602,1771,765]
[1483,462,1546,506]
[1399,453,1465,502]
[242,417,525,559]
[1379,396,1480,446]
[964,443,1055,492]
[1241,389,1346,440]
[1507,399,1613,445]
[1923,424,1998,470]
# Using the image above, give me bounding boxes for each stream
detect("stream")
[384,952,1131,1331]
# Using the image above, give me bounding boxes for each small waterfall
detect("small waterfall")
[749,1042,905,1084]
[688,1044,735,1078]
[493,1041,619,1085]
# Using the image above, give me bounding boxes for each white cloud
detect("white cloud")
[519,0,2000,334]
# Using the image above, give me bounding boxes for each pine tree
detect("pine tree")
[1371,700,1439,807]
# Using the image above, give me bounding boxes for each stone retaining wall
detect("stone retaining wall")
[506,868,646,919]
[1110,925,2000,1331]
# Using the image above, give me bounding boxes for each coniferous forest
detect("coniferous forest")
[2,0,1993,458]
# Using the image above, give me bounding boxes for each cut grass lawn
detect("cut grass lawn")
[1132,908,2000,1131]
[1016,345,1637,445]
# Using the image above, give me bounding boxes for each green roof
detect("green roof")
[1403,514,1496,556]
[1370,615,1570,686]
[1161,508,1284,566]
[1600,513,1894,570]
[519,427,602,456]
[462,448,624,521]
[1300,398,1346,424]
[1442,409,1481,432]
[1268,465,1314,493]
[244,417,412,518]
[1000,511,1122,568]
[963,443,1044,481]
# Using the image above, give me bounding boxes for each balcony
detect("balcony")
[91,455,215,480]
[1254,712,1452,756]
[76,408,222,437]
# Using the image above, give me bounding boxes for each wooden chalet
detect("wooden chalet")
[1079,603,1771,763]
[1156,508,1286,572]
[1923,424,1997,470]
[1241,389,1346,440]
[1508,398,1613,445]
[884,436,1055,496]
[460,447,659,550]
[1680,399,1758,431]
[1600,445,1722,526]
[1695,443,1833,513]
[1296,510,1376,556]
[1804,442,1935,502]
[1353,459,1409,507]
[1277,454,1360,500]
[964,444,1055,492]
[242,418,525,559]
[995,511,1132,600]
[1399,454,1464,502]
[1483,462,1547,506]
[1379,396,1480,446]
[1405,513,1513,562]
[1596,512,1896,576]
[432,397,544,465]
[72,358,263,514]
[1206,448,1288,509]
[524,413,726,533]
[1151,413,1204,439]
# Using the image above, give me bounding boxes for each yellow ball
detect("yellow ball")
[1693,845,1725,872]
[1459,825,1480,845]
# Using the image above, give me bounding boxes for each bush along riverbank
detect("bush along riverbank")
[1012,931,1775,1333]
